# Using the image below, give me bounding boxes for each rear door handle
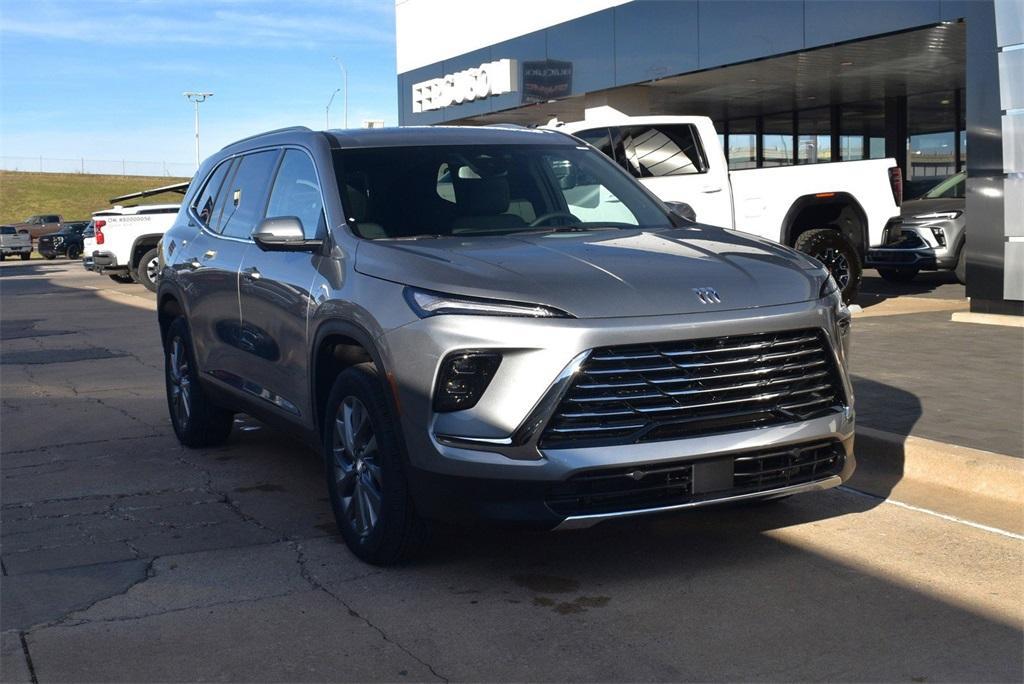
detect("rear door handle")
[242,266,262,280]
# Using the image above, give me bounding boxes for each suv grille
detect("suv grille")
[546,439,844,517]
[541,329,845,448]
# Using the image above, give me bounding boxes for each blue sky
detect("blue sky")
[0,0,398,170]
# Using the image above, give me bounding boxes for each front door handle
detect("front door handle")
[701,185,723,193]
[242,266,262,280]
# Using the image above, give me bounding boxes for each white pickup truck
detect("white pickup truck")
[553,114,903,302]
[83,204,181,291]
[0,225,33,261]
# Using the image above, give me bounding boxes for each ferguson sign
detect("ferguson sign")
[411,59,518,113]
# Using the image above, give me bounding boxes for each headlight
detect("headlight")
[404,287,570,318]
[819,273,839,298]
[913,210,962,221]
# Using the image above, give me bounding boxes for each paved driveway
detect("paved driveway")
[2,261,1021,682]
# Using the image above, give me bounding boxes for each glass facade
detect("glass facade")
[839,100,885,161]
[762,112,793,167]
[726,118,757,170]
[907,91,960,180]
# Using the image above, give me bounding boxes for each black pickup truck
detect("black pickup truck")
[38,221,90,259]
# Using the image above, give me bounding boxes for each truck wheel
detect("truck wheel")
[109,274,135,284]
[66,245,81,260]
[136,248,160,292]
[0,254,6,261]
[955,244,967,285]
[794,229,862,303]
[877,267,919,283]
[323,363,428,565]
[164,317,234,448]
[20,252,31,261]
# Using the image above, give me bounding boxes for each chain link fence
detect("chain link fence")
[1,156,194,177]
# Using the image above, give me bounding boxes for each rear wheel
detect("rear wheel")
[164,317,234,447]
[794,228,862,303]
[877,266,919,283]
[109,273,135,284]
[324,363,428,565]
[955,244,967,285]
[66,244,81,260]
[20,252,30,261]
[136,248,160,292]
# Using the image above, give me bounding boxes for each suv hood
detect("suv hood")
[901,197,963,219]
[355,226,826,319]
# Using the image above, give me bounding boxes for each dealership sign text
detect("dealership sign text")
[411,59,518,113]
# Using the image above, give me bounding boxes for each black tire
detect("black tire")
[877,266,919,283]
[20,252,30,261]
[794,228,862,303]
[66,245,81,260]
[164,317,234,448]
[136,247,160,292]
[0,254,6,261]
[323,363,427,565]
[108,273,135,284]
[955,244,967,285]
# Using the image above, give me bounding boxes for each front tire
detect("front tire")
[20,252,30,261]
[877,266,919,283]
[324,363,427,565]
[794,228,862,303]
[955,244,967,285]
[164,317,234,448]
[136,248,160,292]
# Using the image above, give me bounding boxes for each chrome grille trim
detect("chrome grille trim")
[541,328,846,447]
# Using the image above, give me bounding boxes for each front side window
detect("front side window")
[219,150,281,239]
[615,125,707,177]
[266,149,325,239]
[574,128,614,158]
[333,144,671,240]
[192,160,232,229]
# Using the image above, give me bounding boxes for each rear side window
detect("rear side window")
[219,150,281,239]
[192,160,232,229]
[614,124,707,177]
[44,215,60,222]
[265,149,325,239]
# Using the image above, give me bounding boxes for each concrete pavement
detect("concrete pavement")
[1,261,1022,682]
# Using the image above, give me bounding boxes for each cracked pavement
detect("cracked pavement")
[1,261,1022,682]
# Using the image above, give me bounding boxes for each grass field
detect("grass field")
[0,171,191,224]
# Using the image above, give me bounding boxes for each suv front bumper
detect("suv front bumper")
[866,218,960,270]
[380,296,855,527]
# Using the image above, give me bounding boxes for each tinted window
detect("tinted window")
[219,150,280,239]
[192,160,232,229]
[575,128,614,157]
[615,124,707,177]
[265,149,325,239]
[0,226,15,235]
[44,215,60,222]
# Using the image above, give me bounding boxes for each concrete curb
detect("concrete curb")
[951,311,1024,328]
[851,426,1024,507]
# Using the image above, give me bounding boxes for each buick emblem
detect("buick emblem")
[693,287,722,304]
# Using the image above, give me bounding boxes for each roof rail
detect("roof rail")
[483,123,529,129]
[223,126,313,148]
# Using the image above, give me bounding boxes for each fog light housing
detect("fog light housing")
[433,351,502,412]
[929,226,947,247]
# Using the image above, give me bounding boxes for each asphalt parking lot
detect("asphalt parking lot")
[1,261,1022,682]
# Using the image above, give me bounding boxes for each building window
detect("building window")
[761,113,794,167]
[797,107,831,164]
[839,100,885,161]
[727,118,756,170]
[907,91,957,180]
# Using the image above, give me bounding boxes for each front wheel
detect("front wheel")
[136,248,160,292]
[164,317,234,447]
[324,363,427,565]
[794,228,862,303]
[877,266,919,283]
[20,252,31,261]
[955,244,967,285]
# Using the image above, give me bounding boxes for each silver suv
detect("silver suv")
[158,126,855,564]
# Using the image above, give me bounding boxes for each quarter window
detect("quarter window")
[266,149,325,239]
[192,160,232,229]
[218,150,281,239]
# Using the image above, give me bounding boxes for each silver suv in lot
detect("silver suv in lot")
[157,126,855,564]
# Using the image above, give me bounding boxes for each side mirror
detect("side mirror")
[252,217,323,252]
[665,201,697,223]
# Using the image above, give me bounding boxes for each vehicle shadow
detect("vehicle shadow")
[855,268,964,309]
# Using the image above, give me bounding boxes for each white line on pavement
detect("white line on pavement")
[839,486,1024,541]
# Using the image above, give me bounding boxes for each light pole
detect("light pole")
[183,92,213,170]
[325,88,341,129]
[331,56,348,129]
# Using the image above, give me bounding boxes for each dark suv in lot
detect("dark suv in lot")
[157,126,855,564]
[38,220,89,260]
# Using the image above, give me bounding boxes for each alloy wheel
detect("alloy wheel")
[168,337,192,427]
[146,257,160,284]
[332,396,383,538]
[817,247,851,290]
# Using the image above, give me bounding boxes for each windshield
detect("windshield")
[0,226,16,235]
[923,172,966,199]
[332,144,672,239]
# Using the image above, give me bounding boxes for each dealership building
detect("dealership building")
[395,0,1023,315]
